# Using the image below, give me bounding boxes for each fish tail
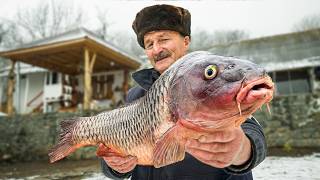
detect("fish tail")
[49,118,79,163]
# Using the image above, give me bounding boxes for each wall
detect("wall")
[0,111,99,162]
[254,92,320,152]
[23,72,45,114]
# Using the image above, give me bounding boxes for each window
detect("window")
[46,72,60,85]
[269,69,311,95]
[315,66,320,81]
[52,72,58,84]
[92,74,115,99]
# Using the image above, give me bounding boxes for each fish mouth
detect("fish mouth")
[236,76,274,115]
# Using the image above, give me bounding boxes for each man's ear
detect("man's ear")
[184,36,190,47]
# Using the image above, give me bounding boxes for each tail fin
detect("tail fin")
[48,118,78,163]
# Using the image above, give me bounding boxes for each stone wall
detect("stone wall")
[0,111,100,163]
[254,93,320,152]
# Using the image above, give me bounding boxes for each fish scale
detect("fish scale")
[69,71,170,154]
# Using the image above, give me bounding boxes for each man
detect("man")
[99,4,266,180]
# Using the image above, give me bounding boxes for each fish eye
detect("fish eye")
[204,65,218,80]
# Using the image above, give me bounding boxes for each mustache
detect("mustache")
[153,51,171,62]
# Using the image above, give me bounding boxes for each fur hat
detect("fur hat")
[132,4,191,48]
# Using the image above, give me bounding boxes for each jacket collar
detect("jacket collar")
[132,68,161,90]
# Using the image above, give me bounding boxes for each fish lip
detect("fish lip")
[236,76,274,104]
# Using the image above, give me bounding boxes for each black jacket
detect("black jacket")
[101,68,267,180]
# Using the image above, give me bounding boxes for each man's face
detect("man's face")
[144,30,190,74]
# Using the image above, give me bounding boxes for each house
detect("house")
[208,28,320,96]
[0,28,141,115]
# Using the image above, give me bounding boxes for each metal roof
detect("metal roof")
[0,63,47,77]
[261,56,320,72]
[208,28,320,69]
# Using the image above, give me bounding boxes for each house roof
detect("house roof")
[208,28,320,71]
[263,56,320,72]
[0,28,141,75]
[0,63,46,77]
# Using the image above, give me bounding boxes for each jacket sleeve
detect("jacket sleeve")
[225,116,267,174]
[100,86,146,179]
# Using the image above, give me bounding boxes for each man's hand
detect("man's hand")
[185,127,251,168]
[97,144,138,174]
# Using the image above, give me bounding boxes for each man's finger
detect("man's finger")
[104,155,137,166]
[198,130,236,143]
[104,156,124,164]
[107,156,138,173]
[114,156,137,166]
[96,144,121,157]
[118,157,138,169]
[186,139,229,153]
[102,151,125,158]
[187,147,232,163]
[96,144,110,157]
[187,148,231,168]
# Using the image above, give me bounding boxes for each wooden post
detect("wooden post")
[123,69,129,100]
[83,48,96,110]
[7,60,16,116]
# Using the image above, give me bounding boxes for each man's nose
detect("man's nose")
[152,42,163,54]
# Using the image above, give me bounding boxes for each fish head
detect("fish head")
[169,51,274,130]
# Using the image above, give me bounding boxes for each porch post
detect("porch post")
[83,48,96,110]
[7,60,16,116]
[123,69,129,100]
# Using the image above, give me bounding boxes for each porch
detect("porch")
[0,28,141,115]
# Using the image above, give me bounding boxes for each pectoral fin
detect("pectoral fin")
[153,126,185,168]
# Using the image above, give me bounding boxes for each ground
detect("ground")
[253,153,320,180]
[1,154,319,180]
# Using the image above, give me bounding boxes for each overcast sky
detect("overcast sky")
[0,0,320,39]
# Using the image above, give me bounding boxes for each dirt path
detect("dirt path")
[0,159,101,180]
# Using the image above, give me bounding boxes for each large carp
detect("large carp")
[49,51,274,168]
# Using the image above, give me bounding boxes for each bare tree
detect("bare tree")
[109,31,145,58]
[92,8,144,58]
[2,0,84,46]
[0,24,7,45]
[190,29,250,51]
[0,23,9,72]
[0,0,86,71]
[292,14,320,32]
[0,20,24,48]
[93,8,112,41]
[212,30,250,45]
[190,29,216,51]
[107,28,250,59]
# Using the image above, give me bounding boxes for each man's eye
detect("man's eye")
[145,44,153,50]
[160,38,169,42]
